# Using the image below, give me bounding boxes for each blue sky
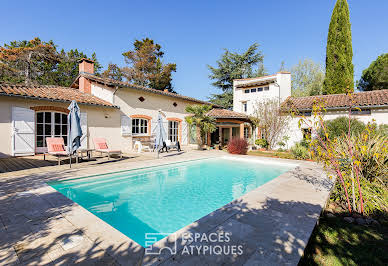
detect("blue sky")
[1,0,387,100]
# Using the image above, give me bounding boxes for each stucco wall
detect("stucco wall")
[0,96,123,157]
[232,73,291,115]
[285,108,388,148]
[92,82,197,147]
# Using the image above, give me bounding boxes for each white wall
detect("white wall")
[285,108,388,148]
[90,82,202,149]
[232,72,291,115]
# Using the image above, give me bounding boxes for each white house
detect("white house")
[232,72,388,148]
[233,72,291,115]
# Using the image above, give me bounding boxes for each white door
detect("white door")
[80,112,88,149]
[181,122,188,145]
[12,107,35,156]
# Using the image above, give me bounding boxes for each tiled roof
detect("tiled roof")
[73,73,218,106]
[0,84,116,107]
[282,89,388,111]
[207,108,249,119]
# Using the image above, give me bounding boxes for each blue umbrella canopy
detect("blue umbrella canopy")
[67,100,83,155]
[154,111,167,151]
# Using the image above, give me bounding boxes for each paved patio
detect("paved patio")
[0,150,333,265]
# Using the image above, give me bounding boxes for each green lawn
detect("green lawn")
[299,212,387,265]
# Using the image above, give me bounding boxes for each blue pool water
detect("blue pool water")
[49,158,292,247]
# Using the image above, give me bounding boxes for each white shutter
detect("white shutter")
[121,115,132,136]
[80,112,88,149]
[181,121,188,145]
[12,106,35,156]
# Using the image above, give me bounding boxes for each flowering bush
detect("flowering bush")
[293,97,388,215]
[227,138,249,155]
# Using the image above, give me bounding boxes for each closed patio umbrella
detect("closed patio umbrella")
[67,100,83,167]
[155,110,167,158]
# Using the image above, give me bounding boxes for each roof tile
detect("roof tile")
[0,84,116,107]
[282,90,388,111]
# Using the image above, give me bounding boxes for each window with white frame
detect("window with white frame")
[36,112,68,148]
[244,127,249,139]
[168,121,179,142]
[242,102,248,113]
[244,89,250,93]
[264,86,269,91]
[250,88,256,93]
[132,118,148,135]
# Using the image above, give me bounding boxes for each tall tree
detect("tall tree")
[358,53,388,91]
[0,38,59,85]
[121,38,176,92]
[208,43,264,109]
[291,59,325,97]
[0,37,102,86]
[323,0,354,94]
[55,49,102,86]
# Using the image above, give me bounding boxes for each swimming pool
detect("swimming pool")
[49,157,294,247]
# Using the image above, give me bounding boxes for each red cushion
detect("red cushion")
[97,143,108,149]
[52,144,64,152]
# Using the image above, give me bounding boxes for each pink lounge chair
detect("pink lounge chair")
[93,137,122,159]
[46,137,70,165]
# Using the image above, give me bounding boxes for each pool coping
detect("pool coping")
[2,153,333,265]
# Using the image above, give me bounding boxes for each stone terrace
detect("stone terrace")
[0,150,333,265]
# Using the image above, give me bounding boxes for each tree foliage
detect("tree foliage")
[0,37,102,86]
[102,63,124,81]
[291,59,325,97]
[250,99,290,150]
[0,38,59,84]
[207,91,233,110]
[358,53,388,91]
[323,0,354,94]
[121,38,176,92]
[208,43,265,109]
[184,105,216,148]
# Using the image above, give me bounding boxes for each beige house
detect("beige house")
[0,59,231,157]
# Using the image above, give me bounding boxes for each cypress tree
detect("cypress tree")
[323,0,354,94]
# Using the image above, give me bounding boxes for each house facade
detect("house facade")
[232,73,388,148]
[0,59,218,157]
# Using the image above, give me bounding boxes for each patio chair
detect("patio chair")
[45,137,71,165]
[165,140,181,152]
[133,140,152,153]
[93,137,122,159]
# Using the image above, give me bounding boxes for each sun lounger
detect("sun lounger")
[165,140,181,152]
[93,137,122,159]
[46,137,71,165]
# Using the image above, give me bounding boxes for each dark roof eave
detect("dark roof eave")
[0,93,119,109]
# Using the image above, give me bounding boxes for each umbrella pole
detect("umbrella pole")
[69,154,72,168]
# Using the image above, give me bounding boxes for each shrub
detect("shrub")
[255,139,268,149]
[227,138,249,155]
[320,116,366,140]
[291,141,310,159]
[331,133,388,214]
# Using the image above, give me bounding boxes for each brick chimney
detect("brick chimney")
[78,58,94,94]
